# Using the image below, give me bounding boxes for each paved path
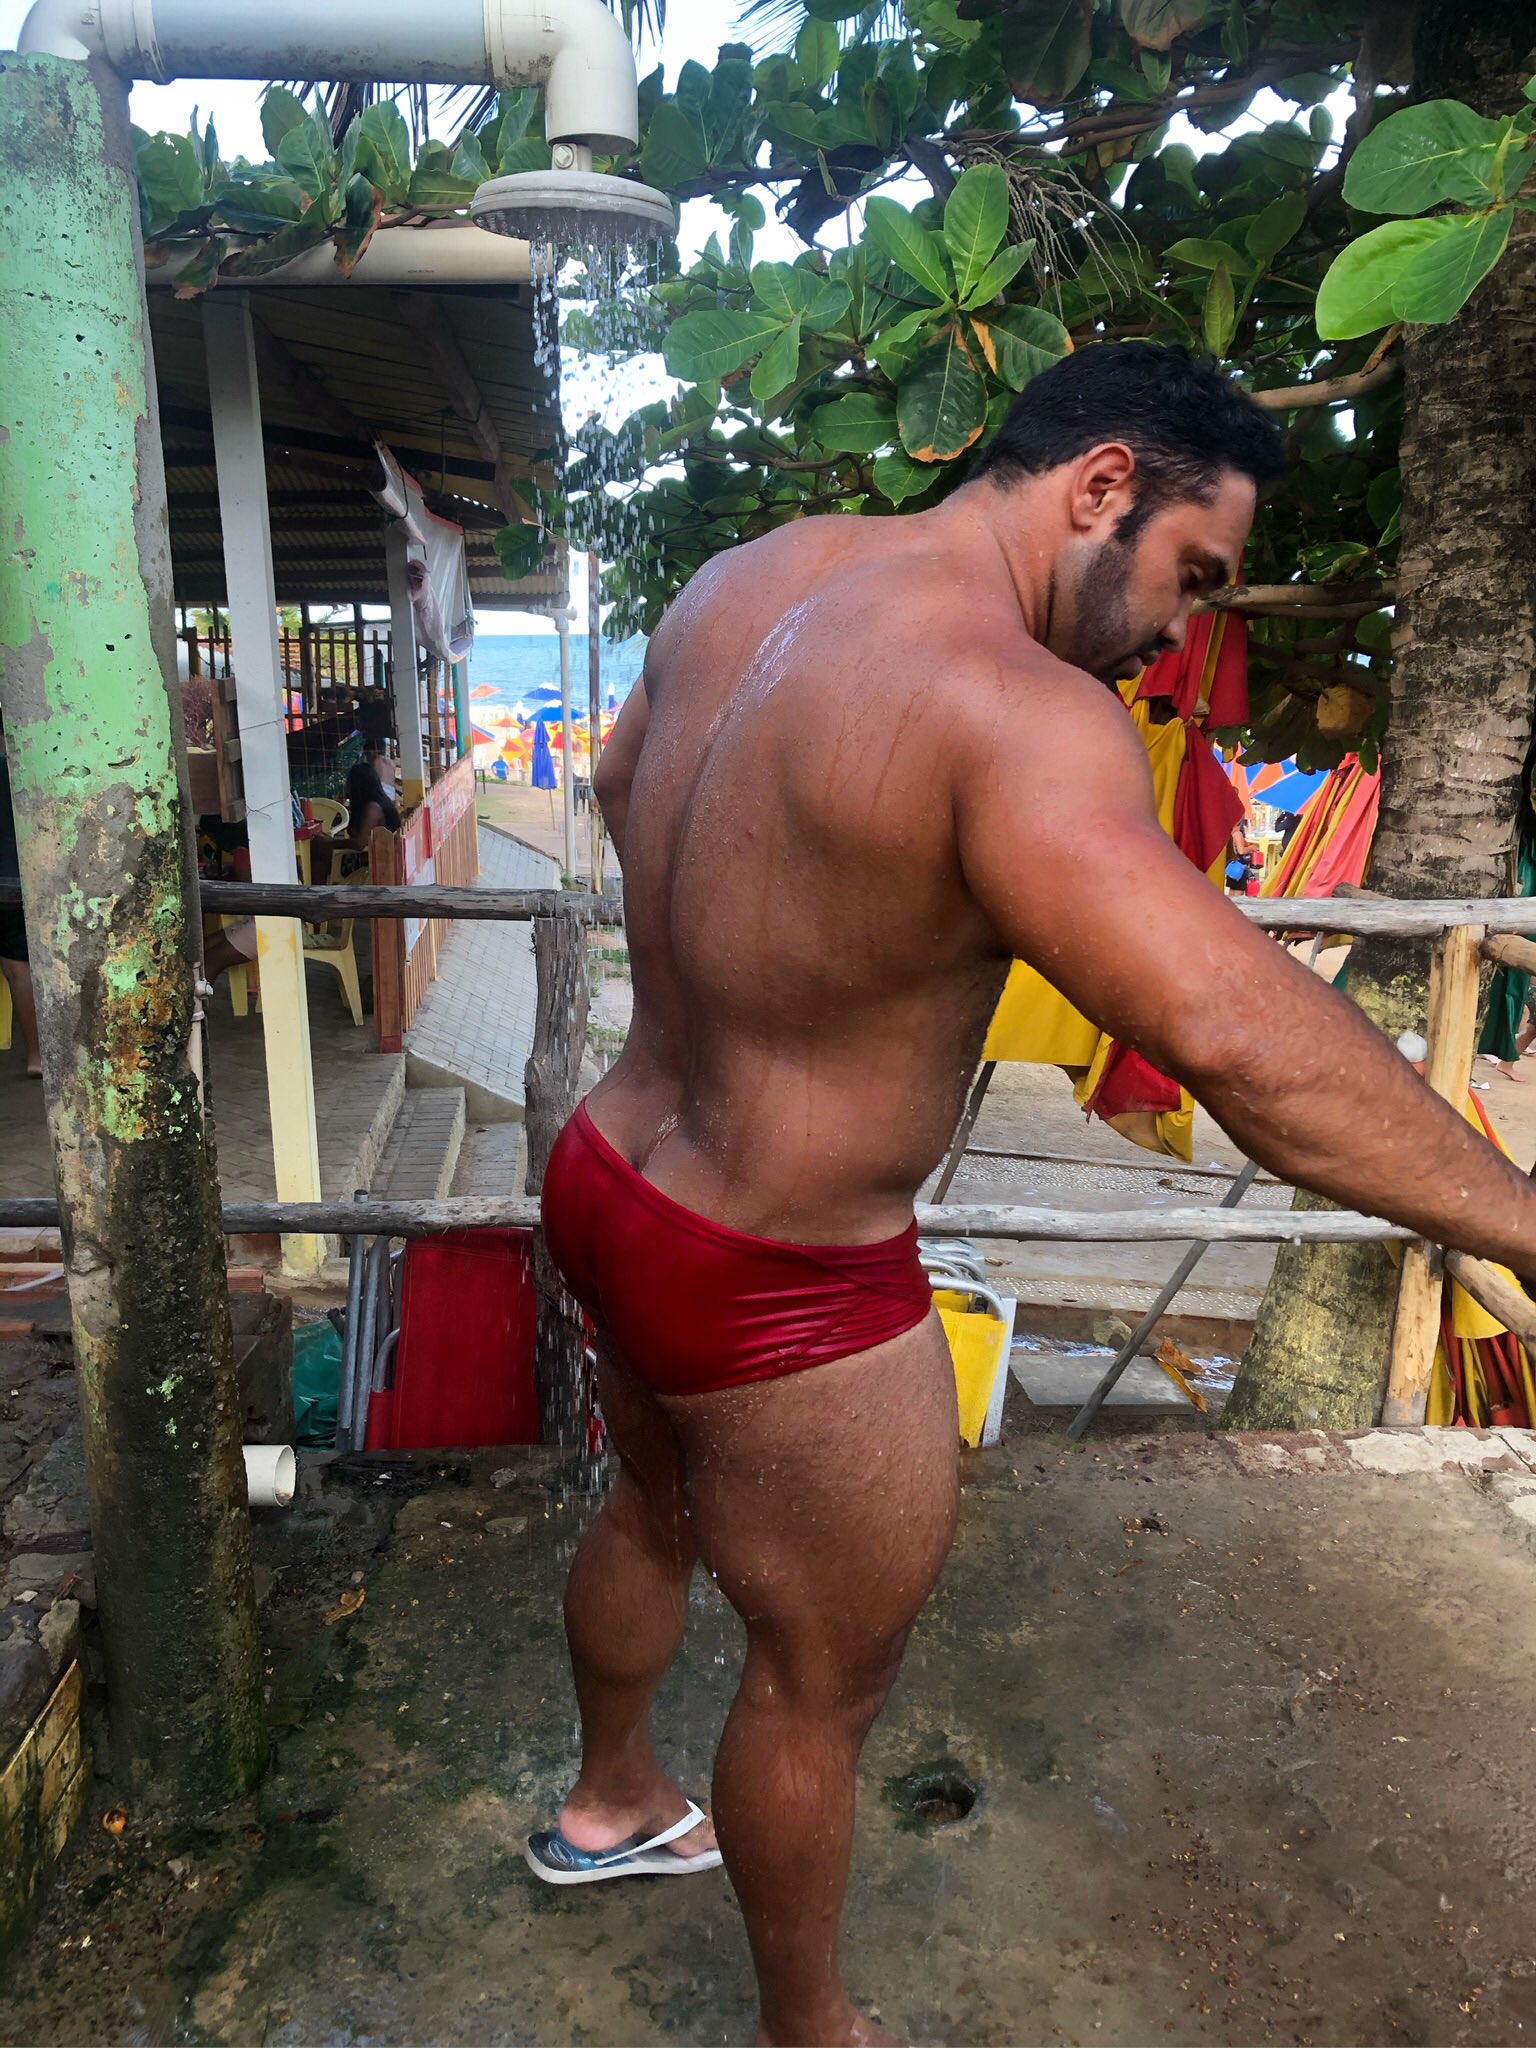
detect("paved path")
[403,826,560,1120]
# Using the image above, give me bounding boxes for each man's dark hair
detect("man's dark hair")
[968,341,1286,538]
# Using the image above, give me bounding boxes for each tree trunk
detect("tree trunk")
[1226,0,1536,1431]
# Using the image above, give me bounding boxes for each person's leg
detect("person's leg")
[666,1316,960,2048]
[557,1346,716,1857]
[0,957,40,1077]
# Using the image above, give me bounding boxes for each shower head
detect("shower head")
[472,170,675,258]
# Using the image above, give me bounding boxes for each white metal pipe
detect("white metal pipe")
[146,222,534,290]
[556,614,576,879]
[20,0,642,151]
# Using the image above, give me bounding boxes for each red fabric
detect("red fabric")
[1135,613,1250,729]
[542,1102,933,1397]
[1173,725,1246,876]
[1085,1042,1184,1121]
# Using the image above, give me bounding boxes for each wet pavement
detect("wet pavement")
[7,1425,1536,2045]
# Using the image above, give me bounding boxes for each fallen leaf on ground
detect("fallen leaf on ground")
[1154,1339,1209,1412]
[101,1808,127,1836]
[322,1588,365,1624]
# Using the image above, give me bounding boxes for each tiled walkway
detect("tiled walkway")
[404,826,559,1120]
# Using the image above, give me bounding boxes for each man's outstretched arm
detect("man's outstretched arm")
[954,659,1536,1274]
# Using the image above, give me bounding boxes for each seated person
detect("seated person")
[345,742,401,845]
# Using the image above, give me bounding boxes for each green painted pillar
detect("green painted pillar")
[0,52,263,1807]
[453,657,472,760]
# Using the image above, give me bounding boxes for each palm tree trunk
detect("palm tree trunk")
[1224,0,1536,1431]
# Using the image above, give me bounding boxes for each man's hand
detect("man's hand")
[954,654,1536,1275]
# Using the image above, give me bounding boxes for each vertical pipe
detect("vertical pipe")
[384,527,427,809]
[556,615,576,880]
[452,657,471,762]
[203,294,325,1279]
[587,554,603,894]
[0,50,263,1806]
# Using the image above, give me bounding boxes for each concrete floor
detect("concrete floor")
[9,1425,1536,2046]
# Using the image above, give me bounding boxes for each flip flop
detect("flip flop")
[525,1799,722,1885]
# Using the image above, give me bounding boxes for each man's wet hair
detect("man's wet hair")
[968,341,1286,536]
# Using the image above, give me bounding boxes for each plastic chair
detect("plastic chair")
[308,796,348,837]
[303,868,366,1026]
[223,917,261,1016]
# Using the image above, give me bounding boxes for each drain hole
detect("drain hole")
[888,1764,979,1830]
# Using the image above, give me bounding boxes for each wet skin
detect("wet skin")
[554,448,1536,2046]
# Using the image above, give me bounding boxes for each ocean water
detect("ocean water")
[465,633,646,720]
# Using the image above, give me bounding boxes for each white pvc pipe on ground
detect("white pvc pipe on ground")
[243,1444,296,1509]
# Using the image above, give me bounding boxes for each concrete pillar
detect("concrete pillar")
[203,294,324,1279]
[0,50,263,1807]
[384,528,427,809]
[556,614,577,880]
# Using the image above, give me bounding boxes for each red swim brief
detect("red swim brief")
[541,1101,934,1398]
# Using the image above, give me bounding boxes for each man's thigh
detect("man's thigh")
[661,1315,960,1685]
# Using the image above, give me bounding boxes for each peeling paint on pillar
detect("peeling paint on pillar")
[0,54,264,1807]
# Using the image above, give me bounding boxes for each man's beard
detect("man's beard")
[1069,535,1163,685]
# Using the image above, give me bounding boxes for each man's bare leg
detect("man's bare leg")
[557,1349,717,1858]
[665,1317,960,2048]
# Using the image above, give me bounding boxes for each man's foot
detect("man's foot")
[757,2003,897,2046]
[558,1774,718,1860]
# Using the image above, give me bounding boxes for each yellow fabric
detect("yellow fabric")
[981,699,1203,1160]
[935,1290,1011,1448]
[1422,1097,1536,1424]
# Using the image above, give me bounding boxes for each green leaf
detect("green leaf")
[494,525,549,581]
[406,143,478,212]
[863,196,954,301]
[168,237,223,298]
[1245,191,1306,264]
[452,131,494,185]
[641,100,709,187]
[497,136,553,175]
[943,165,1010,300]
[355,102,411,203]
[873,448,935,504]
[974,303,1070,389]
[1202,263,1236,356]
[1389,205,1513,323]
[209,177,309,231]
[999,0,1093,106]
[750,317,803,401]
[334,174,382,276]
[960,239,1034,307]
[869,302,946,371]
[276,116,337,202]
[224,219,329,280]
[795,15,841,89]
[1119,0,1213,50]
[896,326,987,461]
[749,261,852,332]
[814,393,899,453]
[259,87,309,158]
[1315,215,1464,338]
[135,133,207,230]
[663,308,785,382]
[1365,467,1401,530]
[1526,72,1536,102]
[1343,99,1509,215]
[1164,236,1252,273]
[706,57,755,159]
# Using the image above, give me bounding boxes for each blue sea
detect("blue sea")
[465,633,646,720]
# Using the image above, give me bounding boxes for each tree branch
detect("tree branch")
[1199,580,1396,617]
[1251,358,1401,410]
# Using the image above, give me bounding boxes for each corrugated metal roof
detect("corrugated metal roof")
[150,276,566,612]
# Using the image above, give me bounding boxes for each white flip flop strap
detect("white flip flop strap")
[592,1799,705,1866]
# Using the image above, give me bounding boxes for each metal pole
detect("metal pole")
[0,48,263,1807]
[1065,1158,1263,1440]
[384,527,427,808]
[932,1062,996,1203]
[588,552,604,893]
[556,614,577,880]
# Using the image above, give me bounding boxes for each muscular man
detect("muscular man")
[531,343,1536,2045]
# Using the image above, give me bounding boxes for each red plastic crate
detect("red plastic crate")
[365,1229,540,1450]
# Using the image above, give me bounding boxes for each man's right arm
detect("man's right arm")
[953,655,1536,1274]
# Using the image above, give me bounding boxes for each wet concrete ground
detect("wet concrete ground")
[7,1425,1536,2046]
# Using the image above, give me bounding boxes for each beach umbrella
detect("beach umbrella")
[1250,761,1327,813]
[531,717,559,824]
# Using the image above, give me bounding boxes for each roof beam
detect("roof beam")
[394,292,530,524]
[249,309,377,450]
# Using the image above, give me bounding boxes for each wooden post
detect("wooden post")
[524,911,590,1445]
[370,825,405,1055]
[298,603,315,726]
[1381,922,1485,1425]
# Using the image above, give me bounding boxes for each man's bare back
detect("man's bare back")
[589,512,1031,1241]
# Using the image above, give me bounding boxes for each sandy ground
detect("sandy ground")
[8,1430,1536,2047]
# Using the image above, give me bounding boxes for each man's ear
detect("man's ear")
[1068,441,1138,535]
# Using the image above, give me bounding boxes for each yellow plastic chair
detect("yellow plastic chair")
[308,797,348,837]
[223,916,260,1017]
[0,973,12,1051]
[303,868,365,1026]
